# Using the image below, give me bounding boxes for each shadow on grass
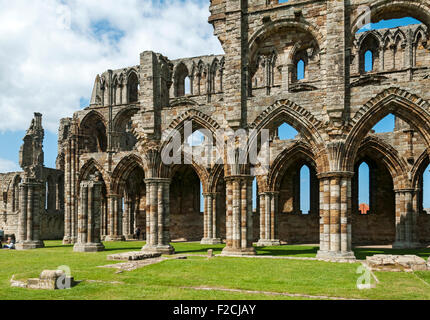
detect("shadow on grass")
[43,245,74,249]
[257,246,319,257]
[103,246,144,252]
[354,247,430,260]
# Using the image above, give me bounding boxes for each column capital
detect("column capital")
[394,188,416,194]
[259,191,279,196]
[202,192,217,198]
[225,175,254,183]
[144,178,171,185]
[317,171,354,179]
[106,194,121,199]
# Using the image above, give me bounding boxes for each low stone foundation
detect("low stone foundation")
[366,255,429,272]
[107,252,162,261]
[11,270,75,290]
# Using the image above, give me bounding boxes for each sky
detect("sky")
[0,3,427,209]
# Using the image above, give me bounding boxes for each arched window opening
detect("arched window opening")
[297,59,305,80]
[276,122,298,140]
[174,63,189,97]
[12,176,21,212]
[128,72,139,103]
[253,178,257,211]
[300,165,310,214]
[185,76,191,95]
[423,165,430,214]
[114,109,138,152]
[80,113,108,153]
[364,50,373,72]
[372,113,395,133]
[358,162,370,215]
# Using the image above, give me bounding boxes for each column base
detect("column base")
[392,241,423,249]
[220,246,257,256]
[257,239,281,247]
[62,236,75,245]
[73,243,105,253]
[15,240,45,250]
[141,244,175,255]
[316,250,356,262]
[104,235,126,242]
[200,238,223,245]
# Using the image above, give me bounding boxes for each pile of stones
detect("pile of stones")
[366,255,429,272]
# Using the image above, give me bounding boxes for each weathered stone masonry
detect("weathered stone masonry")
[5,1,430,259]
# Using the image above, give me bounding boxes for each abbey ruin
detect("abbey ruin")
[2,0,430,260]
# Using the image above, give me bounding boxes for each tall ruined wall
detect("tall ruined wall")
[60,0,430,248]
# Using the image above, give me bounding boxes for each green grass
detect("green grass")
[1,241,430,300]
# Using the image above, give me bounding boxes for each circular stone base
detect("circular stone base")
[15,240,45,250]
[104,235,126,242]
[73,243,105,253]
[220,246,257,256]
[141,244,175,255]
[256,240,281,247]
[200,238,223,245]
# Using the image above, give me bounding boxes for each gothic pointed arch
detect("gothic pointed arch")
[78,158,109,193]
[111,154,146,195]
[79,111,108,153]
[351,0,430,36]
[345,87,430,171]
[357,136,409,190]
[266,142,317,192]
[249,99,325,154]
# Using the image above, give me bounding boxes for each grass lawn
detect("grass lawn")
[1,241,430,300]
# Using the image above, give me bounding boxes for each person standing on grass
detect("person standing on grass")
[135,227,141,240]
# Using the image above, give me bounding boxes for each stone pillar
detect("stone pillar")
[16,179,44,250]
[257,192,280,246]
[122,199,134,240]
[142,178,175,255]
[201,193,222,245]
[74,174,105,252]
[393,189,420,249]
[105,194,125,241]
[221,176,256,256]
[63,137,78,244]
[316,172,355,261]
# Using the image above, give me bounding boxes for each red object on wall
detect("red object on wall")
[359,203,370,215]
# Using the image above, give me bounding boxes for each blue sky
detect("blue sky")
[0,4,428,210]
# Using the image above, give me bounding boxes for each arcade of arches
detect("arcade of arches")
[4,1,430,260]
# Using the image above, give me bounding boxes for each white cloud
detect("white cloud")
[0,0,223,133]
[0,158,19,173]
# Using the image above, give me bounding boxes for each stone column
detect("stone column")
[122,199,134,240]
[142,178,175,255]
[201,193,222,245]
[316,172,355,261]
[221,176,256,256]
[74,174,105,252]
[105,194,125,241]
[257,192,280,246]
[16,179,44,250]
[393,189,420,249]
[63,137,78,244]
